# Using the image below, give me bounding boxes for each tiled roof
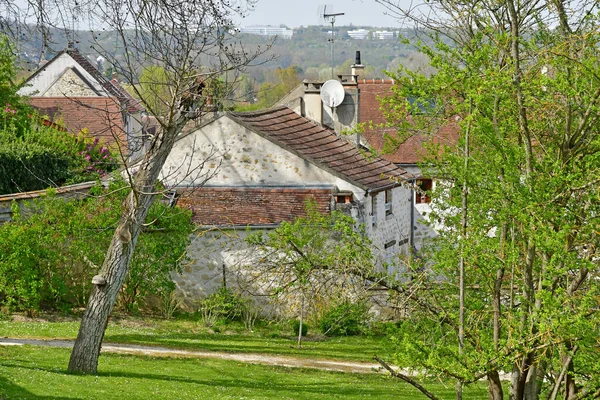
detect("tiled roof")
[358,80,459,165]
[29,97,126,148]
[229,106,411,190]
[176,187,332,226]
[64,48,144,113]
[26,48,143,113]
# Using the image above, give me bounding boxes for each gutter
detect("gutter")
[195,223,281,230]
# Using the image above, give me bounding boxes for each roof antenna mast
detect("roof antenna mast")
[319,5,345,79]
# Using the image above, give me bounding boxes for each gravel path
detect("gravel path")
[0,338,383,374]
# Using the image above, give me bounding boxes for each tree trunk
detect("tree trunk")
[297,290,304,349]
[457,100,471,400]
[510,365,521,400]
[523,365,539,400]
[565,344,577,400]
[488,371,504,400]
[68,121,184,374]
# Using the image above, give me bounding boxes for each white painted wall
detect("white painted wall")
[161,115,365,199]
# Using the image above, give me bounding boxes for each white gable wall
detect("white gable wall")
[18,53,110,97]
[161,115,365,199]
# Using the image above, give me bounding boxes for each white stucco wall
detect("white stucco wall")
[161,115,365,199]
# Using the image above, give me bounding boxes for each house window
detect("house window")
[370,195,377,226]
[384,240,396,266]
[335,192,353,204]
[415,179,432,204]
[385,189,392,216]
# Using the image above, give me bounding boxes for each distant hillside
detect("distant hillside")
[15,24,430,85]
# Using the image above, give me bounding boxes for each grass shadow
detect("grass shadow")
[0,375,79,400]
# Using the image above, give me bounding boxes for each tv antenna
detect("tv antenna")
[318,5,344,79]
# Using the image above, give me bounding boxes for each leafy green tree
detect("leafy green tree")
[375,0,600,399]
[248,65,301,109]
[0,34,33,138]
[247,200,374,348]
[0,180,193,314]
[130,65,172,116]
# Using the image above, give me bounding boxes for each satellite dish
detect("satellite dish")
[320,80,345,108]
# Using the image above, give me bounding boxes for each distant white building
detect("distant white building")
[373,31,394,40]
[347,29,369,40]
[240,25,293,39]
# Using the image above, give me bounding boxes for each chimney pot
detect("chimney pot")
[355,51,361,65]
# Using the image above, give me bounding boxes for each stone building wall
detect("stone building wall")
[44,69,98,97]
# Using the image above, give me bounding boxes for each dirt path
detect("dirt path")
[0,338,383,374]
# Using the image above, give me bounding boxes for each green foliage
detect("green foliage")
[0,34,31,137]
[319,301,369,336]
[246,199,375,341]
[0,121,120,194]
[131,65,172,116]
[238,66,301,110]
[0,141,73,194]
[379,4,600,398]
[0,179,193,313]
[199,288,247,326]
[290,319,308,336]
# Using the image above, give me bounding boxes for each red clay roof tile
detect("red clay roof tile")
[29,97,127,148]
[176,187,332,226]
[358,81,459,165]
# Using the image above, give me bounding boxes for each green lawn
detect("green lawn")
[0,316,393,362]
[0,345,489,399]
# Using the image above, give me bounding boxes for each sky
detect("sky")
[236,0,403,29]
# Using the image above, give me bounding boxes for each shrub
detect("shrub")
[0,179,192,314]
[199,288,247,325]
[290,319,308,336]
[0,142,73,194]
[319,300,370,336]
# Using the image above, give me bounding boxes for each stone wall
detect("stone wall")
[44,69,98,97]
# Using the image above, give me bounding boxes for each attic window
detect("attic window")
[416,179,432,204]
[385,189,392,216]
[335,191,353,204]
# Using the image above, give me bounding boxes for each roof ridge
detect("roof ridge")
[66,48,144,113]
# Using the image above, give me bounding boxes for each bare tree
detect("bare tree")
[16,0,273,374]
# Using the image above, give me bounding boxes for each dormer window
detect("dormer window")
[335,191,353,204]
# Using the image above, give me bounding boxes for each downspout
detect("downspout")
[410,178,415,254]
